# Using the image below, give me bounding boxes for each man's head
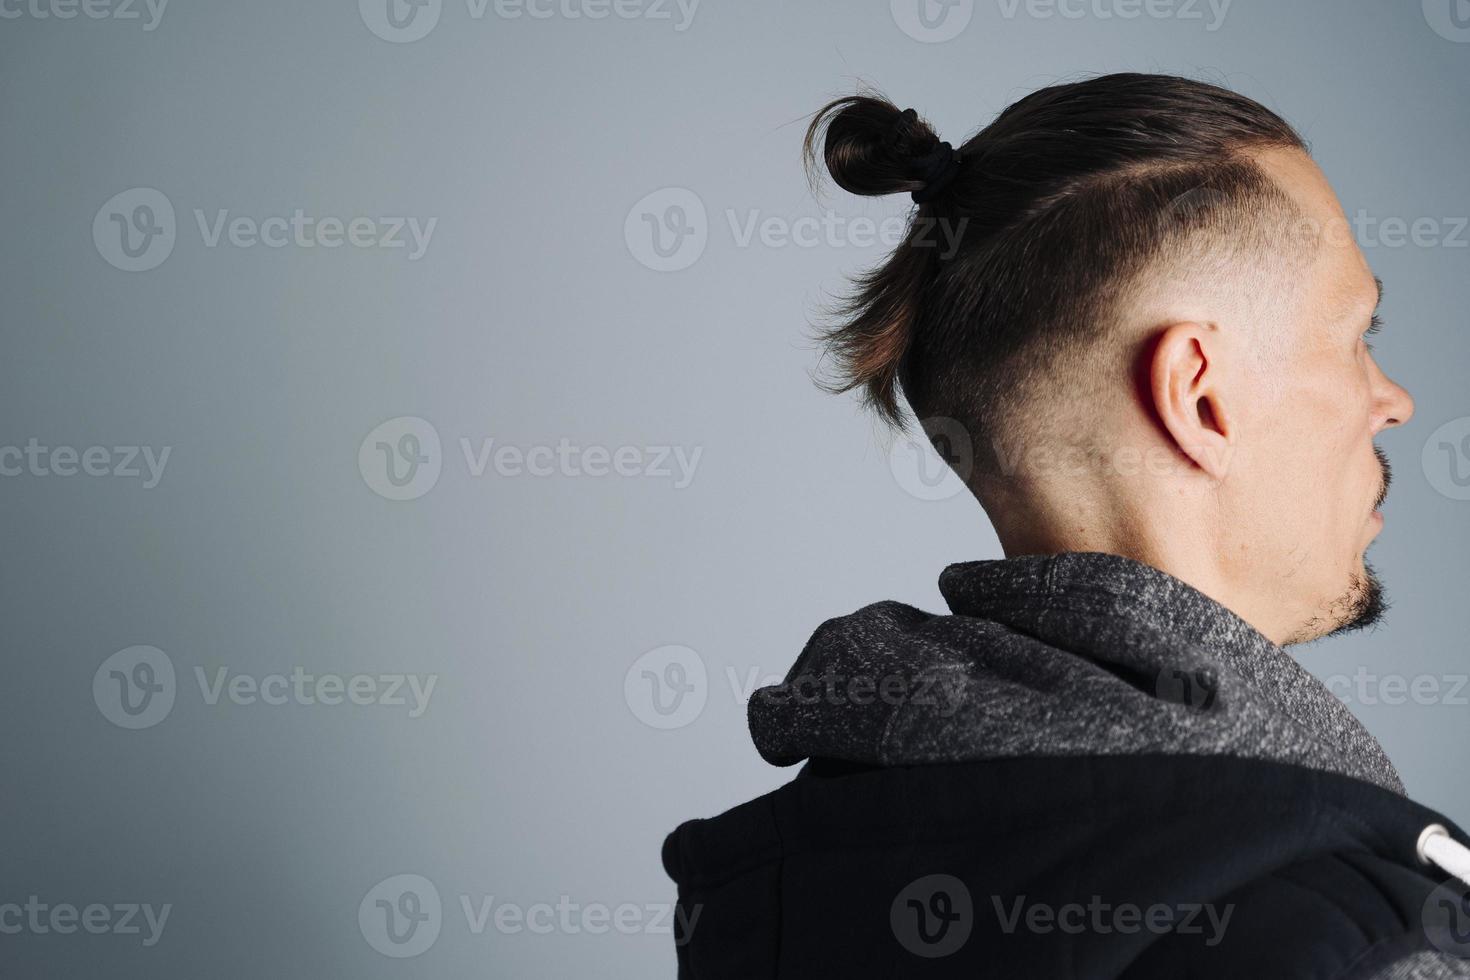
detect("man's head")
[806,74,1413,646]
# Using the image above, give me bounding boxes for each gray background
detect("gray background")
[1,0,1467,975]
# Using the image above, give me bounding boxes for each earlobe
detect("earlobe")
[1148,322,1233,480]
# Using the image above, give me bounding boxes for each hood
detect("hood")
[748,551,1403,795]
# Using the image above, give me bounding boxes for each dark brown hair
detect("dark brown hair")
[803,73,1307,463]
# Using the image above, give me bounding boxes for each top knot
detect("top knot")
[803,95,961,205]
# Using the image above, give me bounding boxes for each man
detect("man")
[662,74,1470,978]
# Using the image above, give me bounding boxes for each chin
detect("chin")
[1282,558,1388,646]
[1329,563,1386,635]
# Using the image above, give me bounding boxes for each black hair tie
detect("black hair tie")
[911,141,962,204]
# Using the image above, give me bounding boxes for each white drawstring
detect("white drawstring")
[1417,824,1470,888]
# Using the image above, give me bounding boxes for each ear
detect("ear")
[1147,322,1233,480]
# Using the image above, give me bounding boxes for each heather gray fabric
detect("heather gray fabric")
[1381,952,1470,980]
[749,550,1405,795]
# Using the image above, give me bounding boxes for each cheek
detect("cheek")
[1235,381,1352,537]
[1289,359,1372,469]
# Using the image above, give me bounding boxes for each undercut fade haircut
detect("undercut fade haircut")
[803,73,1309,475]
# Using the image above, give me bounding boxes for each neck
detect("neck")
[980,480,1294,646]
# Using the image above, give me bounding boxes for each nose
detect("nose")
[1373,361,1415,432]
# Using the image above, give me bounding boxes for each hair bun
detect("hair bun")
[803,95,953,202]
